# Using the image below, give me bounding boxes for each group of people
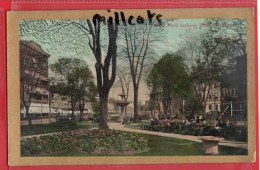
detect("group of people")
[142,114,237,137]
[143,117,194,132]
[215,118,234,128]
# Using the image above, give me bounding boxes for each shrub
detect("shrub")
[21,137,42,156]
[49,121,78,128]
[139,114,150,120]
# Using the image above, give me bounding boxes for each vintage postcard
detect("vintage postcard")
[7,8,255,166]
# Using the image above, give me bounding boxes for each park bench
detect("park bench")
[141,121,151,130]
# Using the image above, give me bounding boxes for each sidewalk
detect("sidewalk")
[21,132,60,140]
[108,123,248,149]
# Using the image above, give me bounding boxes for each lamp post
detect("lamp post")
[68,101,72,118]
[230,101,233,119]
[211,92,218,124]
[48,77,52,124]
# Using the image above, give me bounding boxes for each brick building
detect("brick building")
[20,40,51,118]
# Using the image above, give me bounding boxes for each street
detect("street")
[21,118,56,125]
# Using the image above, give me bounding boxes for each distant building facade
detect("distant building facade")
[194,81,246,123]
[20,40,50,118]
[195,82,221,113]
[221,81,247,122]
[51,93,93,119]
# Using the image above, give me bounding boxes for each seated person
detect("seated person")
[185,118,190,126]
[202,119,208,127]
[180,118,186,129]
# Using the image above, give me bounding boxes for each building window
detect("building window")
[215,105,218,111]
[42,95,48,101]
[42,63,48,69]
[209,104,212,111]
[232,89,237,97]
[229,89,232,96]
[42,113,48,117]
[40,80,48,87]
[33,63,38,69]
[24,58,31,66]
[214,93,218,100]
[209,94,212,99]
[32,93,42,100]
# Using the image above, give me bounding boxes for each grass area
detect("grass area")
[21,121,99,136]
[46,133,247,156]
[124,123,142,129]
[136,134,202,156]
[136,134,247,156]
[109,115,120,122]
[218,145,248,155]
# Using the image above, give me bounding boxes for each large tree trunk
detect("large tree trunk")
[71,107,75,118]
[79,100,85,122]
[25,106,32,126]
[168,97,173,115]
[157,98,161,114]
[133,85,139,121]
[162,99,167,115]
[79,108,84,122]
[124,107,127,118]
[99,94,109,129]
[87,18,118,130]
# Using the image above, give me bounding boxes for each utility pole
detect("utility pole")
[48,78,51,124]
[230,101,233,119]
[182,98,185,113]
[40,103,43,125]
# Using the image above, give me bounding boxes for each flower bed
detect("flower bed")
[21,129,148,156]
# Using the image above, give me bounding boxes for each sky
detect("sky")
[20,19,206,104]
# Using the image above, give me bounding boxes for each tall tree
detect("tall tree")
[50,58,96,120]
[20,18,118,129]
[177,19,247,113]
[118,21,162,120]
[177,30,226,113]
[116,67,131,101]
[89,19,118,129]
[203,19,247,101]
[71,67,97,121]
[147,54,192,115]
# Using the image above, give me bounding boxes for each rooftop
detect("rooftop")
[20,40,50,57]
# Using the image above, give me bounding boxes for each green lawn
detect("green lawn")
[124,123,142,129]
[21,121,99,136]
[47,133,247,156]
[109,115,120,122]
[136,134,247,156]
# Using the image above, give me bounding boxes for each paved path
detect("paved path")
[21,132,59,140]
[21,118,56,125]
[108,123,248,149]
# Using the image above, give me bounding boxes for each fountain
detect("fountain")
[115,92,131,123]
